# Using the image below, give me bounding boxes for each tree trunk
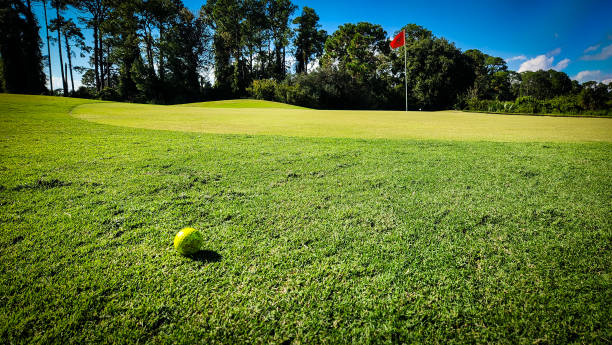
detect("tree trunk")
[145,24,155,77]
[93,19,100,91]
[64,63,69,92]
[55,4,67,96]
[249,46,253,79]
[106,45,110,87]
[159,26,165,82]
[42,0,53,93]
[65,34,74,92]
[275,40,281,78]
[100,35,105,88]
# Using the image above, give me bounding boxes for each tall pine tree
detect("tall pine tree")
[0,0,47,94]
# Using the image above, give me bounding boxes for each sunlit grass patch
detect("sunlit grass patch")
[178,98,308,109]
[69,99,612,143]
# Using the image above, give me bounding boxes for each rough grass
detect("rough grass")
[73,101,612,142]
[178,99,307,109]
[0,94,611,344]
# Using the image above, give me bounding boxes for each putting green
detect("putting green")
[72,101,612,142]
[178,99,307,109]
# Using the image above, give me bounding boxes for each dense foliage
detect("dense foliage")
[0,0,47,94]
[1,0,611,113]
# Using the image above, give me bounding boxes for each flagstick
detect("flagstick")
[404,33,407,112]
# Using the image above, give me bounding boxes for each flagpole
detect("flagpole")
[404,31,407,112]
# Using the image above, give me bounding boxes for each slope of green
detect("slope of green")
[179,99,307,109]
[0,94,611,344]
[73,101,612,142]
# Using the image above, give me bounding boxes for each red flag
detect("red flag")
[390,30,405,49]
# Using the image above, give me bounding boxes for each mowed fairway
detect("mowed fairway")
[1,94,611,344]
[73,101,612,142]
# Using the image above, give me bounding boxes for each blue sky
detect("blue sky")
[33,0,612,89]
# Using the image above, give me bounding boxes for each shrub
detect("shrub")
[72,86,94,99]
[463,94,612,116]
[97,87,121,101]
[247,79,278,101]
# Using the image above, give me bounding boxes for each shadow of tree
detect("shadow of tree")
[188,249,222,263]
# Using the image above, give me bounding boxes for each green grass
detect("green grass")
[178,99,308,109]
[1,94,611,344]
[73,101,612,142]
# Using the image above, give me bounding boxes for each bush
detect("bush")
[72,86,94,99]
[248,67,395,110]
[247,79,278,101]
[464,94,610,116]
[97,87,121,101]
[514,96,537,113]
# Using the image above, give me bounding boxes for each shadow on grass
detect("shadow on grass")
[189,249,222,263]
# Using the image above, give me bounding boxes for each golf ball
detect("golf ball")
[174,227,203,255]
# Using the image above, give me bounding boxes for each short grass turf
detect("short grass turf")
[1,94,611,344]
[73,101,612,142]
[178,99,307,109]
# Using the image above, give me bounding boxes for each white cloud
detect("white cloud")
[547,47,561,56]
[572,70,612,83]
[554,58,570,70]
[518,55,554,72]
[506,55,527,62]
[581,43,612,61]
[573,70,600,82]
[584,44,600,53]
[518,53,570,73]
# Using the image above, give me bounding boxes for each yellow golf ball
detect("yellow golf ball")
[174,227,203,256]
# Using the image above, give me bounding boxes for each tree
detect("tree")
[0,0,46,94]
[49,18,85,93]
[406,36,471,109]
[292,6,326,74]
[163,6,209,103]
[518,70,572,100]
[241,0,268,82]
[201,0,242,95]
[320,22,392,108]
[463,49,509,100]
[548,69,572,97]
[39,0,53,93]
[267,0,296,79]
[134,0,183,102]
[75,0,109,92]
[322,22,389,81]
[387,24,471,109]
[105,0,143,101]
[578,81,609,111]
[50,0,69,95]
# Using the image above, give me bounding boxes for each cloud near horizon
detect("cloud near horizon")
[581,43,612,61]
[506,55,527,62]
[517,53,570,73]
[572,70,612,83]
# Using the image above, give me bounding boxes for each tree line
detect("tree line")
[1,0,611,114]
